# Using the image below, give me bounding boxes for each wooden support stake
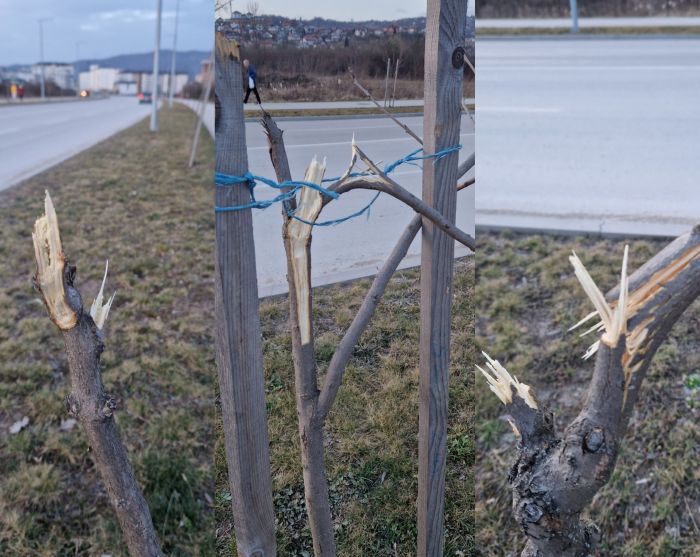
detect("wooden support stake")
[214,32,277,557]
[417,1,468,555]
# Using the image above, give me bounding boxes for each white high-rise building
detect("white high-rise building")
[32,63,76,90]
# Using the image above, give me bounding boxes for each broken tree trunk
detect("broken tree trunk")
[418,1,468,555]
[32,192,162,557]
[479,225,700,556]
[214,32,277,556]
[261,110,475,555]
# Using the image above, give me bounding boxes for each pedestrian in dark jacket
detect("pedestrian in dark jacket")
[243,59,261,104]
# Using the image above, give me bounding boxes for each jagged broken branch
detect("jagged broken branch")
[32,192,161,557]
[479,227,700,556]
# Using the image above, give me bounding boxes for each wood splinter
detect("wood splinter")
[32,191,162,557]
[479,229,700,556]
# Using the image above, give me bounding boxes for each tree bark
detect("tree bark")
[214,32,277,556]
[32,193,162,557]
[418,1,468,555]
[483,225,700,556]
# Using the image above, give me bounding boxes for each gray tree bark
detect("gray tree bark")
[486,226,700,556]
[214,32,277,556]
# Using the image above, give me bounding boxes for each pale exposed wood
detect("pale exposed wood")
[214,32,277,557]
[482,226,700,556]
[32,192,162,557]
[417,1,468,555]
[282,161,337,556]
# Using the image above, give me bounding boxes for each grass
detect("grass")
[475,231,700,557]
[245,106,426,118]
[0,105,215,555]
[215,258,475,556]
[478,26,700,36]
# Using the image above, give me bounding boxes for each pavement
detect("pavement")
[477,37,700,238]
[477,16,700,29]
[0,96,151,191]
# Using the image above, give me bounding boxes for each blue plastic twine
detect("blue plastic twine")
[215,144,462,226]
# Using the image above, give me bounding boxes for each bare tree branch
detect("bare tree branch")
[348,69,423,145]
[32,192,162,557]
[324,143,475,250]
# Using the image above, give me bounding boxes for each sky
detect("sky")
[216,0,429,21]
[1,1,474,66]
[0,0,212,66]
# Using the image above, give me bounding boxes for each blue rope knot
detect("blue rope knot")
[215,144,462,226]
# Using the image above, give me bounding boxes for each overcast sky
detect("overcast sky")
[217,0,429,21]
[0,0,212,66]
[1,1,474,66]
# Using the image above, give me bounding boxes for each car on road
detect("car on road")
[138,92,153,104]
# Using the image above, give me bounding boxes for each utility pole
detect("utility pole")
[38,18,51,99]
[151,0,163,132]
[570,0,579,33]
[169,0,180,108]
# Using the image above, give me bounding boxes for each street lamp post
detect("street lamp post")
[570,0,579,33]
[38,18,51,99]
[151,0,163,132]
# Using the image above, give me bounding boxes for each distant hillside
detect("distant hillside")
[477,0,700,18]
[74,50,211,79]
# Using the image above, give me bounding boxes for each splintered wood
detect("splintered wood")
[287,156,326,344]
[32,191,77,330]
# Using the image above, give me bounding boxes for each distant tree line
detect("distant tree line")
[240,36,426,83]
[477,0,700,17]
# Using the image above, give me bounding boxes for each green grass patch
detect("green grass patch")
[216,259,474,555]
[0,105,215,556]
[475,231,700,557]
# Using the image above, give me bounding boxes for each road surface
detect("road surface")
[0,96,151,191]
[477,37,700,237]
[181,99,474,297]
[477,17,700,29]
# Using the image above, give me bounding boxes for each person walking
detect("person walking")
[243,59,261,104]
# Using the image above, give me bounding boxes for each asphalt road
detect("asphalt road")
[477,16,700,29]
[477,37,700,237]
[0,96,151,191]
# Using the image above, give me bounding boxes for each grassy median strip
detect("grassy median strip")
[0,105,215,556]
[216,258,474,556]
[476,231,700,557]
[479,26,700,37]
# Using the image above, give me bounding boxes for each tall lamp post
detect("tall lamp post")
[38,18,52,99]
[570,0,579,33]
[151,0,163,132]
[169,0,180,108]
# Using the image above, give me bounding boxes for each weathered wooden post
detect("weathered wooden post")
[417,1,468,555]
[214,32,277,556]
[384,57,391,107]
